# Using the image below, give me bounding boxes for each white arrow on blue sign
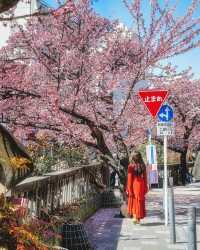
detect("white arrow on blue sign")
[158,104,173,122]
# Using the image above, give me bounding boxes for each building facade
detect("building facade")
[0,0,42,47]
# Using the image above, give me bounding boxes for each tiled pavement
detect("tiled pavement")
[84,183,200,250]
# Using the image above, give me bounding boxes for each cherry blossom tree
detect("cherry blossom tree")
[1,0,200,189]
[153,69,200,184]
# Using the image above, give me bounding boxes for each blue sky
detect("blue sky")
[45,0,64,8]
[93,0,200,77]
[46,0,200,77]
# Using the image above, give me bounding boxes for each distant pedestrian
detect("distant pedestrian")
[126,151,148,224]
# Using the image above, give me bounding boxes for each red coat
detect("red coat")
[126,164,148,219]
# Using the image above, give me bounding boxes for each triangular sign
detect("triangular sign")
[138,89,168,118]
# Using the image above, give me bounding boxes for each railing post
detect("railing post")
[187,207,197,250]
[168,186,176,243]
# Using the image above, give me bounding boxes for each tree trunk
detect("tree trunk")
[180,150,188,185]
[101,164,110,187]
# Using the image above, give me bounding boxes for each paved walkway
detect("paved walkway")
[84,183,200,250]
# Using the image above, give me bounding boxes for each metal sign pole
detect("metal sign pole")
[164,135,168,226]
[147,128,152,189]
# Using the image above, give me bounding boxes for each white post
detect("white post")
[164,135,168,226]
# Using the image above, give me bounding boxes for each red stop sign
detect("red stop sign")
[138,89,168,118]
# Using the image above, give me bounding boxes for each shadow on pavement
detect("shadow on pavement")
[84,208,123,250]
[176,241,200,244]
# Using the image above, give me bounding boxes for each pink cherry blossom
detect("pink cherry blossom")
[1,0,200,187]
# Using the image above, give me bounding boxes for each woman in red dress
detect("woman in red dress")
[126,151,148,224]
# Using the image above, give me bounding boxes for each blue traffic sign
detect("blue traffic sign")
[158,104,173,122]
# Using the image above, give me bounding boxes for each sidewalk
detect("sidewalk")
[84,184,200,250]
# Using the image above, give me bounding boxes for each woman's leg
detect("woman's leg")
[133,198,146,222]
[127,196,134,217]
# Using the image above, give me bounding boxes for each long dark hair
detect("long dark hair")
[129,151,146,176]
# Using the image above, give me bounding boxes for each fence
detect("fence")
[13,162,107,219]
